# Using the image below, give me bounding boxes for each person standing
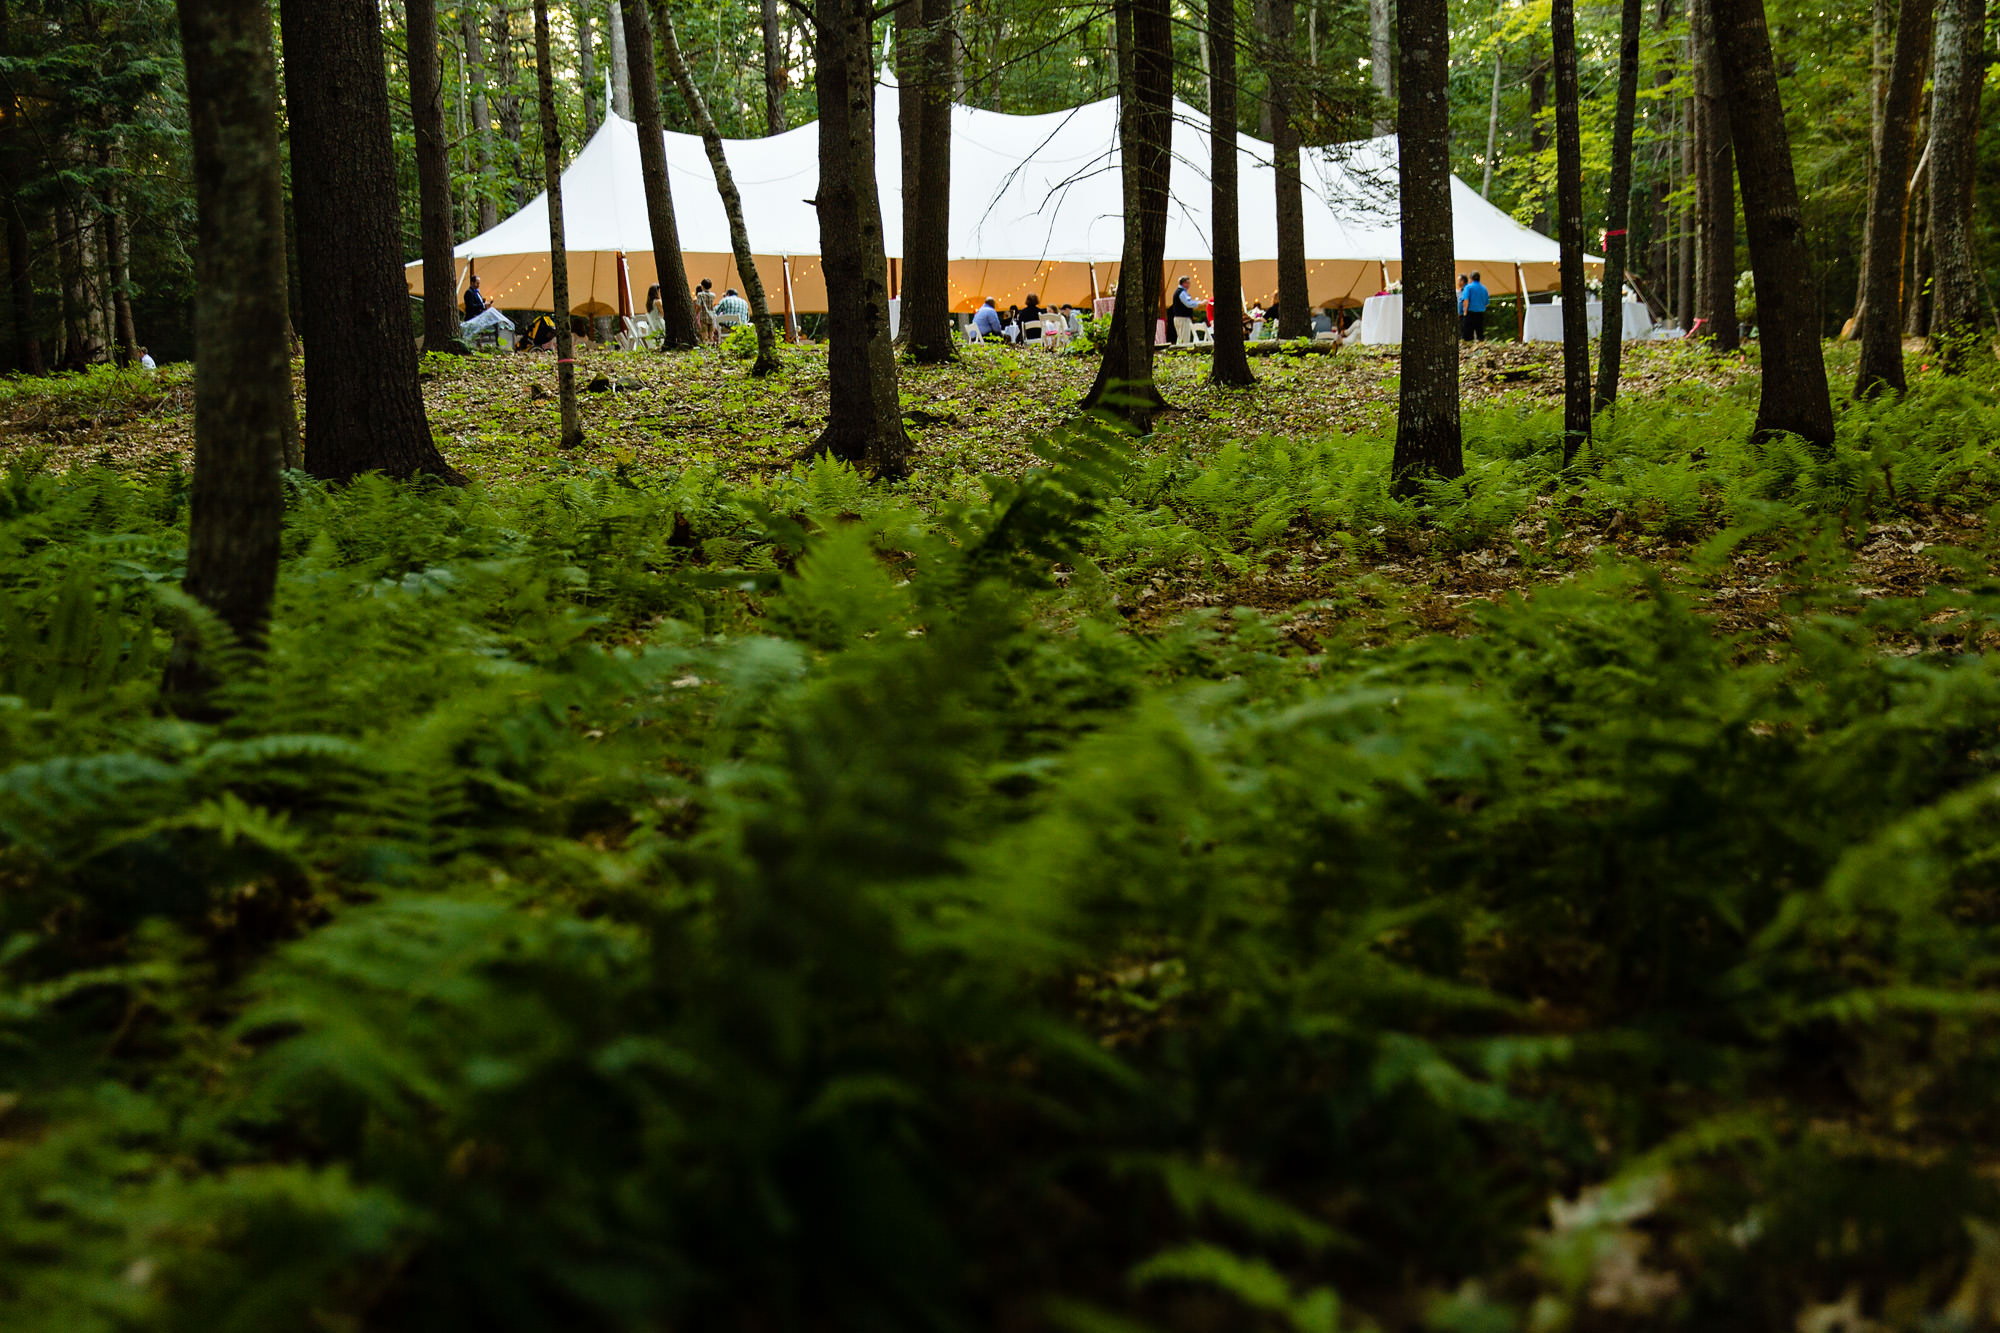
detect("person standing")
[464,274,489,319]
[1461,272,1490,341]
[1172,275,1199,344]
[692,278,719,343]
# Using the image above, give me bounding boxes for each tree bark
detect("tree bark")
[1266,0,1308,338]
[574,1,600,134]
[1368,0,1393,135]
[280,0,462,482]
[619,0,701,349]
[408,0,465,352]
[763,0,786,133]
[1906,135,1932,335]
[1692,0,1738,349]
[1848,0,1892,334]
[1527,44,1550,236]
[1082,0,1172,428]
[1676,87,1695,327]
[1927,0,1988,367]
[493,2,528,211]
[462,8,500,233]
[659,6,782,376]
[897,0,955,364]
[1709,0,1835,448]
[1553,0,1591,462]
[1855,0,1934,396]
[165,0,294,706]
[1593,0,1642,412]
[1209,0,1254,386]
[1390,0,1461,490]
[104,174,138,364]
[531,0,582,448]
[1481,49,1502,197]
[0,0,38,376]
[607,0,632,119]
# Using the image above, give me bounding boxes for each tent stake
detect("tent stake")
[1515,263,1527,342]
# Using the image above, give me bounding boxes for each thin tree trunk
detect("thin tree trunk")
[54,204,84,369]
[1268,0,1308,337]
[659,8,782,375]
[1927,0,1988,367]
[461,8,499,233]
[897,0,955,364]
[280,0,463,481]
[529,0,581,447]
[0,0,38,375]
[1368,0,1393,135]
[1209,0,1254,386]
[409,0,464,352]
[165,0,294,707]
[493,2,528,211]
[1677,88,1695,327]
[1553,0,1590,462]
[575,2,600,133]
[807,0,910,475]
[1083,0,1172,427]
[1855,0,1933,395]
[607,0,632,119]
[105,175,138,364]
[619,0,701,349]
[1849,0,1892,334]
[1390,0,1461,490]
[1481,48,1502,197]
[1693,0,1738,349]
[1906,146,1933,336]
[1527,45,1550,235]
[763,0,785,133]
[1594,0,1642,412]
[1709,0,1835,448]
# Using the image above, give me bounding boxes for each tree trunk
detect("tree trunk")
[493,2,528,211]
[1082,0,1172,428]
[462,8,500,233]
[1209,0,1254,386]
[530,0,581,448]
[607,0,632,119]
[55,196,106,369]
[1527,46,1550,236]
[1481,49,1502,197]
[659,7,782,375]
[1927,0,1988,367]
[1593,0,1642,412]
[104,176,138,364]
[806,0,910,475]
[618,0,701,349]
[1848,0,1892,333]
[1692,0,1738,349]
[1906,134,1932,335]
[1368,0,1393,135]
[574,1,600,134]
[5,207,40,375]
[1709,0,1835,448]
[897,0,955,364]
[409,0,464,352]
[1677,89,1695,327]
[1855,0,1934,396]
[1553,0,1590,462]
[165,0,294,707]
[1390,0,1461,490]
[1267,0,1309,338]
[280,0,463,482]
[763,0,785,133]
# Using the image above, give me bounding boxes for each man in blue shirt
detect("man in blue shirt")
[1171,276,1200,344]
[971,298,1003,341]
[1461,272,1491,341]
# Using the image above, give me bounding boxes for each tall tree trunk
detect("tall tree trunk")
[1082,0,1172,427]
[493,2,528,210]
[574,1,600,134]
[1368,0,1393,134]
[1677,89,1695,327]
[165,0,294,706]
[1527,46,1550,235]
[280,0,463,481]
[763,0,786,133]
[528,0,582,448]
[1906,134,1932,335]
[1267,0,1309,337]
[0,0,38,375]
[1390,0,1461,490]
[1594,0,1642,412]
[53,205,84,369]
[659,7,782,375]
[409,0,464,352]
[607,0,632,119]
[1709,0,1835,448]
[897,0,955,364]
[616,1,701,349]
[1693,0,1738,349]
[1856,0,1933,396]
[104,176,138,364]
[462,8,500,233]
[807,0,910,475]
[1553,0,1590,462]
[1481,48,1502,197]
[1927,0,1988,368]
[1848,0,1892,333]
[1209,0,1255,386]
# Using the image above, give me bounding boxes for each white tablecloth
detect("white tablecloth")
[1522,299,1653,342]
[1359,293,1403,345]
[1092,297,1117,318]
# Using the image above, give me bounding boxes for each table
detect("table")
[1359,293,1403,345]
[1522,298,1653,343]
[1092,297,1117,318]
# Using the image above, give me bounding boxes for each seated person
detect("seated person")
[971,298,1003,340]
[714,288,751,327]
[1018,294,1046,341]
[1311,308,1336,339]
[463,275,488,319]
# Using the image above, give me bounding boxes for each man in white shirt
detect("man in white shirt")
[137,346,157,371]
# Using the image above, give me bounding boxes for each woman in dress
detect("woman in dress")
[692,278,720,344]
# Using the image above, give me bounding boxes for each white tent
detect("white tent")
[407,85,1595,317]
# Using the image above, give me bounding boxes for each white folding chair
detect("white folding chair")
[1191,323,1212,345]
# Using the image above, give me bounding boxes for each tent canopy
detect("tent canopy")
[408,86,1597,316]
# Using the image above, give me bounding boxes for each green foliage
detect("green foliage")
[721,321,761,360]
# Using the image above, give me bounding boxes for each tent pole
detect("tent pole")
[889,257,900,299]
[781,255,798,343]
[617,253,633,320]
[1514,264,1527,342]
[1089,262,1100,300]
[1377,259,1388,292]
